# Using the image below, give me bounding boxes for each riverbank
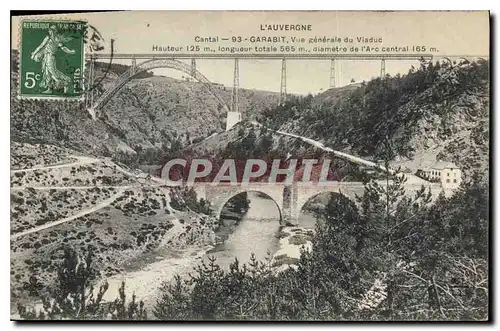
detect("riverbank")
[99,195,318,304]
[97,210,219,305]
[99,245,212,305]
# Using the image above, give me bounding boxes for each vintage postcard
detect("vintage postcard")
[10,11,490,321]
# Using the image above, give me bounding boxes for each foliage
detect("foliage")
[16,172,488,321]
[17,247,147,320]
[152,172,488,321]
[259,59,489,162]
[169,186,212,215]
[112,137,184,168]
[93,61,154,79]
[13,54,489,321]
[225,192,250,218]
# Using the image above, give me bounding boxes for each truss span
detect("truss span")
[89,59,230,117]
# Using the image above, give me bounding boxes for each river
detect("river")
[98,191,317,306]
[203,191,282,269]
[20,191,323,317]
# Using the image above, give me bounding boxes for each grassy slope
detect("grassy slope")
[11,58,279,158]
[10,142,217,306]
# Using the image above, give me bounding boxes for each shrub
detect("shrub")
[17,247,147,320]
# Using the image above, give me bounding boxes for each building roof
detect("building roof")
[431,161,459,170]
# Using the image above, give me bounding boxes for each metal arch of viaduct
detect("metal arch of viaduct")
[90,58,230,113]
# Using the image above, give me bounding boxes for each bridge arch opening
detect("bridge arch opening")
[211,190,282,266]
[299,191,359,229]
[217,190,282,224]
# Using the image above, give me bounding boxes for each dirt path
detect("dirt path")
[102,159,165,184]
[11,189,126,240]
[274,127,395,174]
[10,156,99,173]
[250,121,433,185]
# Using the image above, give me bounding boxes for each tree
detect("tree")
[169,187,212,215]
[226,192,250,218]
[17,247,147,320]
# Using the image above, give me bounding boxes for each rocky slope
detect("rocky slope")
[11,54,279,159]
[10,142,218,307]
[260,60,490,182]
[167,121,379,184]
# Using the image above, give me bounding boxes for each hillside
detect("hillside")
[10,142,218,307]
[259,60,490,181]
[162,121,381,184]
[96,72,280,149]
[10,53,280,160]
[311,83,361,106]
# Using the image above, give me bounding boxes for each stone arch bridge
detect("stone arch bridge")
[192,181,445,225]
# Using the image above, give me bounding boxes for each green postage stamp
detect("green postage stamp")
[18,20,86,99]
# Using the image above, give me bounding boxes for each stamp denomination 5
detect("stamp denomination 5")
[19,20,86,99]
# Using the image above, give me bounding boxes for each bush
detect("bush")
[17,247,147,320]
[152,174,488,321]
[169,187,212,215]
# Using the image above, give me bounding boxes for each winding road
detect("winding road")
[11,189,126,240]
[11,156,99,173]
[10,155,164,239]
[250,121,429,185]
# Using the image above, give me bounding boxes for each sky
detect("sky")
[108,58,422,94]
[12,11,489,94]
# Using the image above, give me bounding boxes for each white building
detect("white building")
[418,161,462,189]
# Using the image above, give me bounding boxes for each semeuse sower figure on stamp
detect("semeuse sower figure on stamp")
[30,25,75,94]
